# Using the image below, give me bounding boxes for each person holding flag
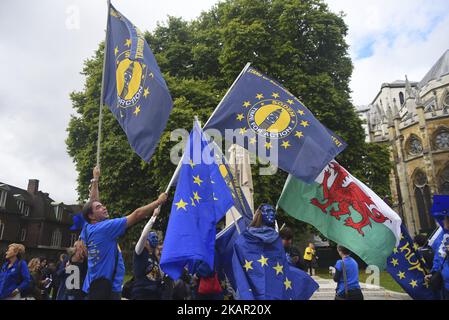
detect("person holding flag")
[80,165,167,300]
[231,204,318,300]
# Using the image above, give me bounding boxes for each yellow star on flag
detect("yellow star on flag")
[193,175,203,186]
[257,255,268,267]
[265,142,272,149]
[300,120,309,127]
[287,99,294,105]
[243,260,253,272]
[413,243,419,250]
[125,38,131,47]
[393,247,398,254]
[143,87,150,98]
[284,278,292,290]
[190,197,196,207]
[175,199,188,211]
[133,105,141,116]
[272,92,280,98]
[391,258,399,267]
[281,141,291,149]
[409,280,418,288]
[236,114,244,121]
[295,131,304,139]
[298,109,305,116]
[243,101,251,108]
[189,159,195,169]
[249,137,257,145]
[193,191,201,202]
[397,271,406,280]
[114,46,119,55]
[256,93,264,100]
[273,262,284,275]
[239,127,247,135]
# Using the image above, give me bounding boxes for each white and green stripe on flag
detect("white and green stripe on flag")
[277,161,402,269]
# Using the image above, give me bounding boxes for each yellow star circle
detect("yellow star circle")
[284,277,292,290]
[273,262,284,275]
[175,199,188,211]
[193,175,203,186]
[257,255,268,267]
[243,260,253,272]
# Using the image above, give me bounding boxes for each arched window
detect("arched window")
[399,92,405,106]
[433,128,449,150]
[406,135,423,156]
[439,165,449,195]
[413,170,435,233]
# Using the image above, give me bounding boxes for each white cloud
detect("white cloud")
[326,0,449,105]
[0,0,218,203]
[0,0,448,203]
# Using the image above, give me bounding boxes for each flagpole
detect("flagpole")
[164,62,252,193]
[96,0,111,167]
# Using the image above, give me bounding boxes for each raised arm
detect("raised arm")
[89,165,101,202]
[126,193,168,228]
[135,207,160,255]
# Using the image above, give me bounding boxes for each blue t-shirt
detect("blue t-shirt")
[0,259,30,299]
[335,256,360,295]
[80,217,127,293]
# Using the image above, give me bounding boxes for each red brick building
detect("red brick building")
[0,179,82,262]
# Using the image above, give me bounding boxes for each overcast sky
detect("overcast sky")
[1,0,448,204]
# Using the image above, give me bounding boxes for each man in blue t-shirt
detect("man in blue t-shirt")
[80,166,168,300]
[333,245,363,300]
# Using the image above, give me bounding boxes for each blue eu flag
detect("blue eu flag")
[160,123,234,280]
[386,224,435,300]
[103,4,173,162]
[232,226,319,300]
[216,217,250,291]
[204,67,346,183]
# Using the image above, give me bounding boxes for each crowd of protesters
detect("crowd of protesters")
[0,165,448,300]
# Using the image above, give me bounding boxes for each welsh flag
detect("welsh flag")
[277,161,402,269]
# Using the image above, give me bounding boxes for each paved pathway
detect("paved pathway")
[310,276,411,300]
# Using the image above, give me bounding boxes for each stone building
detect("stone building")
[0,179,81,262]
[358,50,449,236]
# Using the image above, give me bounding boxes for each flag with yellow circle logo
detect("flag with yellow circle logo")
[103,4,173,162]
[204,67,346,183]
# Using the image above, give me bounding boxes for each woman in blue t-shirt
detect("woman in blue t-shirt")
[0,243,31,300]
[333,245,363,300]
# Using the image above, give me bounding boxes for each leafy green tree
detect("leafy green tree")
[66,0,392,250]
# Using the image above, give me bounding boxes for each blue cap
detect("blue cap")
[147,232,159,248]
[259,204,276,227]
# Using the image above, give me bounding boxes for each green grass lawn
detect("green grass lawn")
[315,269,405,293]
